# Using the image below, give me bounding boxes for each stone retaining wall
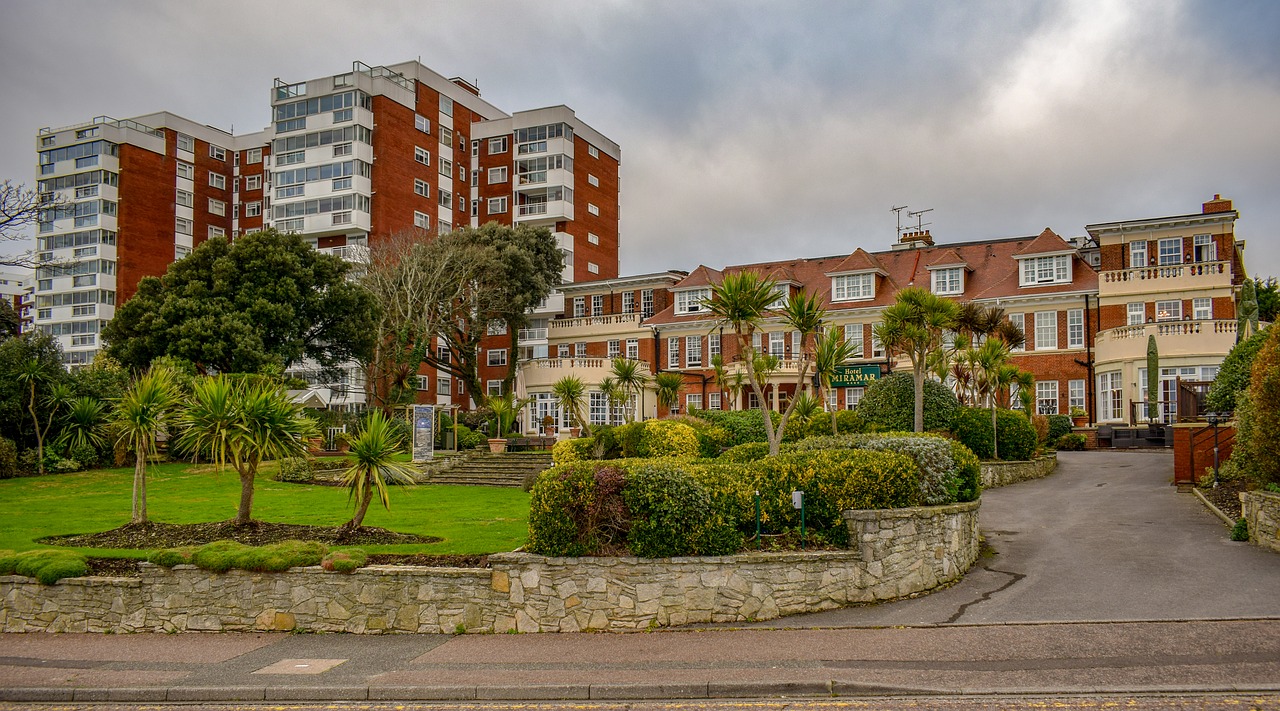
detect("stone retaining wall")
[0,501,980,634]
[980,454,1057,489]
[1242,490,1280,554]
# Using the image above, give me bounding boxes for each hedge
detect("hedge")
[689,408,771,446]
[856,372,959,432]
[624,462,742,557]
[801,410,869,439]
[1046,415,1073,443]
[1206,325,1270,413]
[952,407,1039,461]
[793,431,978,505]
[0,549,89,585]
[637,420,700,458]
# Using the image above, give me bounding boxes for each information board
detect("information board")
[411,404,435,462]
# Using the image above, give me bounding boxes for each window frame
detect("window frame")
[931,267,963,295]
[832,273,874,301]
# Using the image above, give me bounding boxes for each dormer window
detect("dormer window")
[1018,254,1071,286]
[832,273,874,301]
[768,284,789,310]
[675,288,711,314]
[931,267,963,295]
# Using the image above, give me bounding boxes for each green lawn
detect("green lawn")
[0,462,530,558]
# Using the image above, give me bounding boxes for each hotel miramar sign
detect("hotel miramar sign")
[829,365,882,388]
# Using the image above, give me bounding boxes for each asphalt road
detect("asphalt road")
[728,451,1280,627]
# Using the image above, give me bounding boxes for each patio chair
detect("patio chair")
[1096,425,1114,448]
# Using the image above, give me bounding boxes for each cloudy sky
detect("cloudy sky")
[3,0,1277,278]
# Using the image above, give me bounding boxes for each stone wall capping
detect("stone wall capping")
[980,453,1057,489]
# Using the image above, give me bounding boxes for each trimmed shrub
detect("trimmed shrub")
[952,407,1039,461]
[1056,433,1087,451]
[857,434,959,505]
[276,457,315,483]
[687,461,757,532]
[856,373,959,433]
[1206,325,1270,413]
[689,408,770,447]
[527,462,617,556]
[551,437,596,465]
[187,540,327,574]
[0,549,88,585]
[624,462,741,557]
[1231,518,1250,542]
[801,410,869,439]
[68,443,100,470]
[455,424,484,450]
[52,458,81,473]
[1047,415,1073,443]
[147,546,196,567]
[591,425,621,459]
[1030,414,1050,444]
[719,441,772,464]
[637,420,699,458]
[949,441,982,502]
[321,549,368,573]
[0,438,16,479]
[614,422,646,458]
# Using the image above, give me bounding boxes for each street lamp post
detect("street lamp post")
[1205,412,1224,489]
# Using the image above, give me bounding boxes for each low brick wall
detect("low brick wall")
[980,454,1057,489]
[1241,490,1280,554]
[0,501,980,634]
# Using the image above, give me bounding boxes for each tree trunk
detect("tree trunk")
[131,454,147,524]
[346,485,374,531]
[990,404,999,460]
[28,383,43,476]
[913,366,926,433]
[236,466,255,525]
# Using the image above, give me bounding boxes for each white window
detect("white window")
[588,232,599,245]
[1193,297,1212,320]
[686,335,702,367]
[843,324,864,360]
[708,392,722,410]
[642,290,654,317]
[557,344,570,358]
[245,201,262,218]
[591,294,603,315]
[709,333,721,357]
[845,387,864,409]
[414,211,431,229]
[587,203,599,216]
[487,380,504,397]
[575,342,587,357]
[1036,381,1059,415]
[607,339,620,358]
[439,126,453,146]
[487,197,508,214]
[1194,234,1216,262]
[414,179,430,197]
[587,262,599,274]
[488,167,508,184]
[931,267,963,295]
[208,198,226,216]
[768,284,789,310]
[209,172,226,190]
[439,94,453,116]
[436,375,452,396]
[791,330,801,356]
[1035,311,1057,350]
[439,157,453,178]
[176,162,194,179]
[833,273,874,301]
[176,189,193,208]
[686,393,702,411]
[588,144,599,158]
[1067,309,1084,348]
[471,199,479,217]
[1130,240,1147,268]
[415,114,430,133]
[209,145,226,161]
[573,296,585,318]
[1069,379,1086,412]
[870,329,884,358]
[668,337,680,368]
[769,332,785,357]
[438,188,452,207]
[1098,371,1123,421]
[1155,300,1182,321]
[175,244,190,260]
[622,291,635,313]
[588,174,599,187]
[246,148,262,165]
[1019,254,1071,285]
[1158,238,1183,265]
[1128,302,1145,325]
[175,217,192,235]
[415,146,431,165]
[244,175,262,190]
[488,137,509,154]
[487,349,507,367]
[471,170,479,187]
[1008,314,1024,351]
[675,288,710,314]
[625,338,639,359]
[176,134,194,152]
[752,332,762,352]
[208,225,226,239]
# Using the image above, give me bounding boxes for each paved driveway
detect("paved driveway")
[733,451,1280,627]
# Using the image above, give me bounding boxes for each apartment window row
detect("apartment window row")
[35,289,114,308]
[38,229,115,251]
[273,159,368,187]
[1126,299,1214,324]
[36,259,115,280]
[1128,236,1218,268]
[273,124,371,155]
[272,193,369,219]
[39,140,118,167]
[38,169,117,194]
[274,90,370,122]
[40,319,105,336]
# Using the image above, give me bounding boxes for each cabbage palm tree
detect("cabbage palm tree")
[113,367,179,524]
[873,287,960,432]
[609,357,648,423]
[340,409,419,532]
[16,360,68,476]
[176,376,316,525]
[791,391,823,420]
[551,375,590,435]
[654,372,685,414]
[813,328,861,434]
[54,396,109,456]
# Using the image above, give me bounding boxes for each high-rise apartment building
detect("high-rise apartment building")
[33,61,622,380]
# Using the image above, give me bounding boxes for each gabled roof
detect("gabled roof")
[825,248,886,276]
[1013,228,1074,257]
[671,265,722,290]
[926,248,968,269]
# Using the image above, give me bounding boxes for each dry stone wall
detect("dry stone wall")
[980,454,1057,489]
[1,501,979,634]
[1242,491,1280,554]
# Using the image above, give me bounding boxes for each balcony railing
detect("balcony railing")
[1100,260,1230,284]
[526,357,609,370]
[518,203,548,216]
[550,313,642,331]
[518,327,548,342]
[1099,319,1237,342]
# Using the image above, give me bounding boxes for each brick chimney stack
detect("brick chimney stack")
[899,229,935,248]
[1202,194,1233,214]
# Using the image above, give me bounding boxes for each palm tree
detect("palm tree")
[654,372,685,414]
[176,376,316,525]
[775,292,828,440]
[707,270,779,432]
[113,367,179,524]
[609,357,648,423]
[813,328,861,434]
[551,375,590,436]
[791,391,822,420]
[972,339,1012,459]
[16,360,67,476]
[54,396,109,457]
[873,287,960,432]
[340,409,419,533]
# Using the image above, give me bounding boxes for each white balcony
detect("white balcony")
[549,312,644,339]
[518,327,548,343]
[519,357,652,390]
[1094,319,1238,368]
[1099,260,1233,297]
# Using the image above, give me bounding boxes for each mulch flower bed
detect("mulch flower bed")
[1197,478,1250,519]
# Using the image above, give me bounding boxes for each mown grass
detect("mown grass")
[0,461,530,558]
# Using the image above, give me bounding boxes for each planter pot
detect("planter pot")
[1072,416,1088,427]
[487,438,508,453]
[569,427,581,438]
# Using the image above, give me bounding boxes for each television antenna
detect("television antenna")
[891,205,909,237]
[907,207,934,232]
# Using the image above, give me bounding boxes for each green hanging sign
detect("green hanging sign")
[830,365,882,388]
